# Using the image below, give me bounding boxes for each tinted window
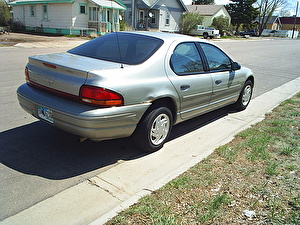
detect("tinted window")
[170,43,204,75]
[200,43,232,71]
[68,33,164,65]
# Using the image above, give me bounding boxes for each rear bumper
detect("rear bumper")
[17,84,150,141]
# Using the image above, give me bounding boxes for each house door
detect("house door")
[138,10,145,28]
[139,10,144,21]
[107,10,111,22]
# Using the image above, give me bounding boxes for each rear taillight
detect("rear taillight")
[80,85,124,107]
[25,67,30,83]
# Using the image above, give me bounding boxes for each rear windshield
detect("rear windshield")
[68,32,164,65]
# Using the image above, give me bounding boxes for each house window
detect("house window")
[165,12,170,26]
[114,11,118,23]
[89,7,98,21]
[102,9,107,22]
[42,5,48,20]
[79,4,87,14]
[30,5,36,17]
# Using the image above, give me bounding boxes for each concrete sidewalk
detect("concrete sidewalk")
[2,77,299,225]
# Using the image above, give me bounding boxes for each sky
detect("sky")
[182,0,299,16]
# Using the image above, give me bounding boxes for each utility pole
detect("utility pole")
[132,0,135,30]
[292,1,299,38]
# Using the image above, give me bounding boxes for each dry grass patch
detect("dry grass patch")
[106,93,300,225]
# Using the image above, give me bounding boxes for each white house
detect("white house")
[9,0,126,35]
[121,0,187,32]
[186,5,231,28]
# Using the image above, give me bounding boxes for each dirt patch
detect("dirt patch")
[0,32,88,46]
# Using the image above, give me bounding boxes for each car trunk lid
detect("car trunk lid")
[26,52,120,97]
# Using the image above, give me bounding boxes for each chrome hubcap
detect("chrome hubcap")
[150,113,170,145]
[242,85,252,106]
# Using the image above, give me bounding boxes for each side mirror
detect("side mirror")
[232,62,241,71]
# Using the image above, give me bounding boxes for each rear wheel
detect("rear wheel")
[203,33,208,39]
[234,80,253,110]
[134,107,173,152]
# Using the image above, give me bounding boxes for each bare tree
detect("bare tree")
[256,0,287,35]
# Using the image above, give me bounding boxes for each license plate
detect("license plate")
[38,106,54,123]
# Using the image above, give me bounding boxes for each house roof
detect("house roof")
[140,0,160,7]
[280,17,300,25]
[10,0,74,5]
[89,0,126,10]
[10,0,126,9]
[139,0,187,11]
[186,5,223,16]
[256,16,300,25]
[268,16,279,24]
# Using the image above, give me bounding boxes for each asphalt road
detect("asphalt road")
[0,38,299,221]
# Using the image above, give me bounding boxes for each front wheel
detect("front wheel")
[234,80,253,110]
[133,107,173,152]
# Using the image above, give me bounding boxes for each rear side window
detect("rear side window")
[170,42,204,75]
[68,33,163,65]
[200,43,232,71]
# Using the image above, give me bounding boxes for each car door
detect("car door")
[166,42,213,120]
[199,43,242,108]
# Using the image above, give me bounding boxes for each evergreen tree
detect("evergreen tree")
[193,0,215,5]
[225,0,259,33]
[0,1,11,26]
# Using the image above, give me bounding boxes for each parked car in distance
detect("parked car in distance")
[239,30,257,37]
[189,25,220,39]
[17,31,254,152]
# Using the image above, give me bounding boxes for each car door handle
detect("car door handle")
[180,85,190,90]
[215,80,222,85]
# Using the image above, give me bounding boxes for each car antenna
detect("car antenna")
[115,32,124,69]
[111,0,124,69]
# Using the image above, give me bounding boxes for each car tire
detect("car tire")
[203,33,208,39]
[133,107,173,152]
[234,80,253,110]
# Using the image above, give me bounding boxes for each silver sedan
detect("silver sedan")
[17,31,254,152]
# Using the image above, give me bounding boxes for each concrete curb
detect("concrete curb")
[2,77,299,225]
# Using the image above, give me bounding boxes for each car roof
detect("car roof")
[117,31,202,42]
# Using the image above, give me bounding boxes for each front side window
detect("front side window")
[68,33,164,65]
[170,43,204,75]
[200,43,232,71]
